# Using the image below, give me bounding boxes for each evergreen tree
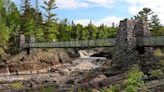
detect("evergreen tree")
[150,15,161,31]
[41,0,58,42]
[135,7,154,21]
[57,18,71,41]
[34,0,44,42]
[0,0,10,56]
[20,0,35,37]
[87,21,97,39]
[7,2,21,54]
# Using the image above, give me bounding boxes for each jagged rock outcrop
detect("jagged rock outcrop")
[0,49,72,75]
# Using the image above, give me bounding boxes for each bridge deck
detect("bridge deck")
[23,36,164,48]
[137,36,164,47]
[24,38,116,48]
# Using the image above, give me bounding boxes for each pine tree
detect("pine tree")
[20,0,35,37]
[41,0,58,42]
[135,7,154,21]
[7,2,21,54]
[150,15,161,31]
[57,18,71,41]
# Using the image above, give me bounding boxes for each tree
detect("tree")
[135,8,163,35]
[41,0,58,42]
[57,18,71,41]
[150,15,161,31]
[33,0,44,42]
[7,2,21,54]
[98,24,108,39]
[0,22,9,56]
[20,0,35,37]
[135,7,154,21]
[0,0,10,56]
[87,21,97,40]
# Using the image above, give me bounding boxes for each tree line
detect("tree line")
[0,0,163,56]
[0,0,117,56]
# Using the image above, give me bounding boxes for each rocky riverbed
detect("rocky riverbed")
[0,48,110,92]
[0,48,164,92]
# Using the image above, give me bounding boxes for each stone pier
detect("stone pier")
[19,34,36,54]
[112,18,160,73]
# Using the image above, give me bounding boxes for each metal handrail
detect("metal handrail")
[23,36,164,48]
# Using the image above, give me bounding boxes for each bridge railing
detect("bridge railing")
[23,36,164,48]
[137,36,164,47]
[24,38,116,48]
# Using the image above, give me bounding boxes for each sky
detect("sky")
[11,0,164,26]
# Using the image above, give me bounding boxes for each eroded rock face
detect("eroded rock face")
[1,49,72,75]
[112,18,160,73]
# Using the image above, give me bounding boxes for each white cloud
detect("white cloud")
[85,0,115,8]
[55,0,118,9]
[56,0,89,9]
[74,16,122,26]
[126,0,164,24]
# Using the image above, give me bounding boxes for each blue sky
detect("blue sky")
[12,0,164,26]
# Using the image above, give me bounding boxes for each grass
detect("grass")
[10,82,24,90]
[41,85,55,92]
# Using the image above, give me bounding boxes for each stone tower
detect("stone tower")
[112,19,138,71]
[112,18,160,73]
[134,19,160,73]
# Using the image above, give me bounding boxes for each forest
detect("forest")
[0,0,164,56]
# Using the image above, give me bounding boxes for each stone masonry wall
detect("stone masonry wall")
[112,19,138,70]
[112,18,160,73]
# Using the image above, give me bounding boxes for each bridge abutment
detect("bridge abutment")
[19,34,36,55]
[112,18,160,74]
[112,19,138,70]
[19,34,25,49]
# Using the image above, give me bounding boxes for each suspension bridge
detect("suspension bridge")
[21,36,164,49]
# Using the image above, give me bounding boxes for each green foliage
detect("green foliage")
[100,65,147,92]
[57,18,71,41]
[10,82,24,90]
[0,0,10,56]
[159,60,164,66]
[41,0,58,42]
[123,65,146,92]
[154,48,163,57]
[100,85,120,92]
[41,85,54,92]
[159,60,164,71]
[0,22,10,56]
[152,27,164,36]
[149,69,163,79]
[124,85,137,92]
[134,7,153,21]
[77,87,92,92]
[7,2,21,54]
[134,7,163,36]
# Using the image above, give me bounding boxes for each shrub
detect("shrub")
[41,85,54,92]
[149,69,163,79]
[100,84,120,92]
[10,82,24,90]
[100,65,147,92]
[154,48,162,57]
[159,60,164,66]
[124,85,137,92]
[159,60,164,70]
[123,65,146,92]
